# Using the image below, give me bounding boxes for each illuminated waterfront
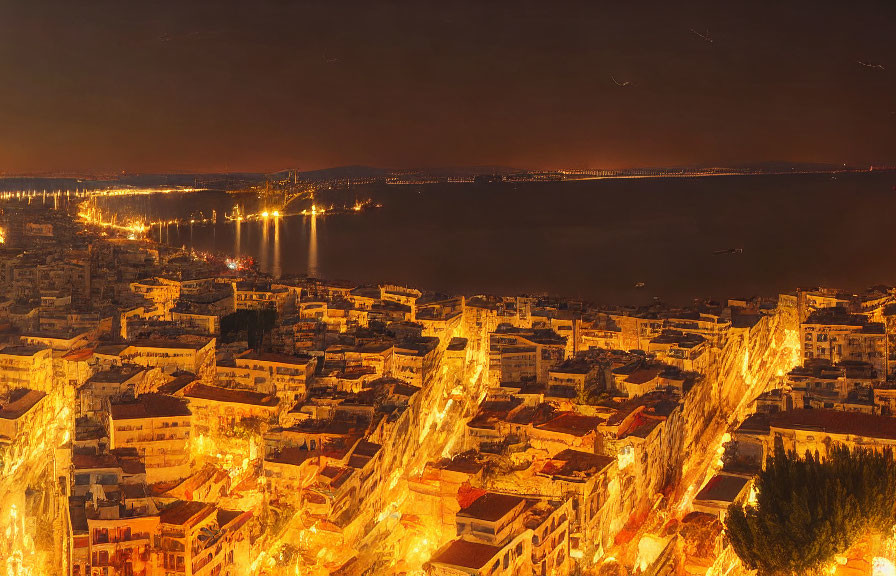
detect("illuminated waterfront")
[2,1,894,573]
[80,171,896,304]
[1,179,895,576]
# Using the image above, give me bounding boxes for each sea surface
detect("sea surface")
[81,172,896,305]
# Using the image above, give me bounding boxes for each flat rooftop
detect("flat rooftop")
[429,539,503,570]
[536,412,604,437]
[111,394,191,420]
[238,351,314,366]
[0,389,46,420]
[457,492,524,522]
[87,365,145,384]
[769,408,896,440]
[127,338,213,351]
[695,473,750,504]
[447,337,468,351]
[0,345,48,357]
[539,449,615,479]
[184,383,279,407]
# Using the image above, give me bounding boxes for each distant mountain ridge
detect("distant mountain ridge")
[1,162,892,190]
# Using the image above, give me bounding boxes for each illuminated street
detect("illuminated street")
[1,2,896,575]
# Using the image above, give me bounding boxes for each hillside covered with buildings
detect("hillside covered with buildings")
[5,203,896,576]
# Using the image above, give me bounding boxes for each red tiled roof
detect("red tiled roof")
[769,409,896,441]
[159,500,215,526]
[62,348,95,362]
[457,483,488,509]
[536,412,604,437]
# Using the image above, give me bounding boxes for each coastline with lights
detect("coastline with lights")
[72,187,379,240]
[3,193,896,576]
[226,199,380,223]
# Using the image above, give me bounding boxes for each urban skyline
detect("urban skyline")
[2,3,896,576]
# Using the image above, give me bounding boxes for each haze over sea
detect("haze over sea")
[81,171,896,305]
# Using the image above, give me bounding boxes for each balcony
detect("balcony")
[92,532,152,546]
[160,537,186,552]
[162,557,187,572]
[192,546,223,576]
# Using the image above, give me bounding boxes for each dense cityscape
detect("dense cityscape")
[3,182,896,576]
[3,1,896,575]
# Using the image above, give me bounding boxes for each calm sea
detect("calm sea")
[86,172,896,305]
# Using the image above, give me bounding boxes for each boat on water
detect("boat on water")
[634,282,646,288]
[713,248,743,255]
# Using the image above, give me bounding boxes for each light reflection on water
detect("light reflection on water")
[74,173,896,304]
[235,219,241,256]
[260,218,268,273]
[307,214,317,278]
[273,217,281,278]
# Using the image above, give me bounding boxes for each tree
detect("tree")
[220,308,277,349]
[726,443,896,576]
[228,416,265,439]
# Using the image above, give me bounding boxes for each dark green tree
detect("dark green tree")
[726,443,896,576]
[220,308,277,350]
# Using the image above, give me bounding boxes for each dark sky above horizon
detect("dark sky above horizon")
[1,1,894,174]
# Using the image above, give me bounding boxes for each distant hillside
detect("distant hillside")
[3,161,889,192]
[266,166,387,182]
[726,161,851,172]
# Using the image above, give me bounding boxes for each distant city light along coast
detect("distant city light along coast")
[1,1,895,574]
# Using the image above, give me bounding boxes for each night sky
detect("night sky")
[1,1,894,174]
